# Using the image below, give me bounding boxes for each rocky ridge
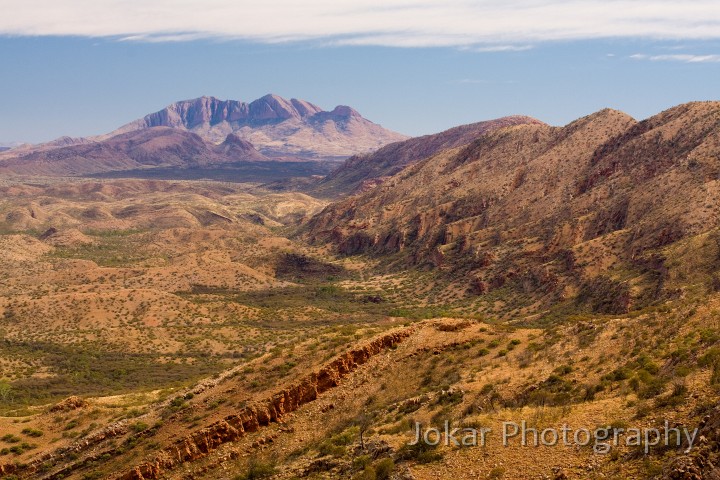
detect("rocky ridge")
[303,102,720,315]
[117,329,411,480]
[314,115,544,196]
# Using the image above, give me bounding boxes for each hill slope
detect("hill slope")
[303,102,720,316]
[314,115,544,196]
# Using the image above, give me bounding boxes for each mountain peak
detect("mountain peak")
[249,94,303,120]
[113,94,408,158]
[330,105,361,118]
[583,108,635,123]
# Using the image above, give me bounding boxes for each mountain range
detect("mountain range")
[0,94,406,176]
[304,101,720,315]
[110,94,407,159]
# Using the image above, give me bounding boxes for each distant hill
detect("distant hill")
[313,115,544,196]
[111,94,408,160]
[0,127,269,176]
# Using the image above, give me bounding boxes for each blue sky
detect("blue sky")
[1,1,719,144]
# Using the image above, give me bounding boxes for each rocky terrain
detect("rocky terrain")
[304,102,720,319]
[111,94,408,160]
[1,102,720,479]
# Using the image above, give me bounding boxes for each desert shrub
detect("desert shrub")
[436,388,464,405]
[352,455,372,470]
[655,383,687,407]
[352,466,376,480]
[318,426,359,457]
[64,419,81,430]
[576,276,630,314]
[488,466,506,478]
[0,380,13,404]
[396,439,443,464]
[234,458,276,480]
[20,428,43,437]
[638,377,667,399]
[699,329,720,345]
[130,421,149,433]
[480,384,495,395]
[699,347,720,367]
[603,367,631,382]
[374,458,394,480]
[3,340,223,406]
[583,383,604,401]
[1,434,20,443]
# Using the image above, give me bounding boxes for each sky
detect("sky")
[0,1,719,144]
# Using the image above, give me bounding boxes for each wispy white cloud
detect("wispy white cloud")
[460,45,534,53]
[1,1,720,47]
[631,53,720,63]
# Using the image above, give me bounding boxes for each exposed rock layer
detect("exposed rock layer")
[117,329,411,480]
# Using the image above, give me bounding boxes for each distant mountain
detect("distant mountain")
[111,94,408,160]
[0,127,269,176]
[0,141,27,152]
[313,115,544,196]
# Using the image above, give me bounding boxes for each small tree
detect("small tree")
[0,380,13,404]
[355,410,374,450]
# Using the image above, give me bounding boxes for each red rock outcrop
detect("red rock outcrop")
[49,395,89,412]
[117,329,411,480]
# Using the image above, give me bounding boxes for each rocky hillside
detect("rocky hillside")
[112,94,408,160]
[303,102,720,316]
[0,127,269,176]
[313,115,544,196]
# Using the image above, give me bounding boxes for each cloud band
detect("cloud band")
[1,1,720,46]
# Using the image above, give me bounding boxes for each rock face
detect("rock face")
[117,329,411,480]
[303,102,720,314]
[314,115,544,196]
[49,395,89,412]
[0,127,269,176]
[112,94,408,160]
[661,406,720,479]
